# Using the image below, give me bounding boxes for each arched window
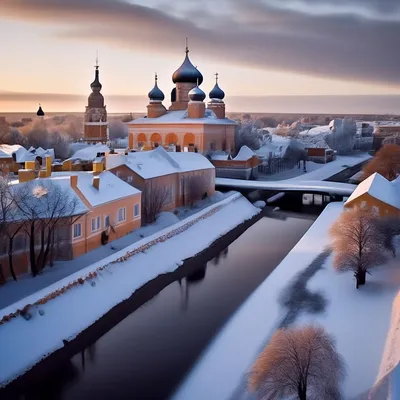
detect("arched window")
[137,133,147,146]
[183,133,196,148]
[165,133,178,145]
[150,133,162,147]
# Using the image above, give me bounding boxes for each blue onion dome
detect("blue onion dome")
[209,73,225,100]
[189,85,206,102]
[148,74,165,101]
[172,46,203,85]
[91,66,102,91]
[171,87,176,103]
[36,104,45,116]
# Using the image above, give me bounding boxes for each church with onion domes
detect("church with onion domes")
[128,43,237,154]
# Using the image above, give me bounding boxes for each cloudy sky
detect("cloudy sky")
[1,0,400,113]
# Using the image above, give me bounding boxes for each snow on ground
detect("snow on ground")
[257,153,371,182]
[299,125,331,136]
[297,241,400,399]
[216,178,356,196]
[287,153,371,181]
[173,202,400,400]
[0,193,260,387]
[0,191,234,309]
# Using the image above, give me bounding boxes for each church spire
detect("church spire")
[91,55,102,91]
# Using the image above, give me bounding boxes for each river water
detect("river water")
[14,210,316,400]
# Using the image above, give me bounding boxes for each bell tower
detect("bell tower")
[84,56,109,143]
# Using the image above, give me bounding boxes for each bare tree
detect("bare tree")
[236,120,263,151]
[17,181,79,275]
[374,215,400,257]
[186,175,208,207]
[249,325,346,400]
[0,178,29,281]
[330,207,388,288]
[142,184,170,224]
[362,144,400,181]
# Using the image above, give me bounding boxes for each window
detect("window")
[73,223,82,238]
[127,176,133,183]
[105,215,110,228]
[91,216,101,232]
[14,235,26,251]
[134,204,140,218]
[166,185,174,203]
[118,207,126,222]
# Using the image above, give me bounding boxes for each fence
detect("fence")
[258,158,297,175]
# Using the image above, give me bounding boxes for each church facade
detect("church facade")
[128,46,237,154]
[83,61,109,143]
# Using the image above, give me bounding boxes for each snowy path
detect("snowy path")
[173,202,400,400]
[0,193,260,387]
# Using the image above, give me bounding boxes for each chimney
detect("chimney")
[62,159,72,171]
[70,175,78,188]
[25,160,36,170]
[93,176,100,190]
[93,161,104,175]
[45,155,52,177]
[18,169,35,183]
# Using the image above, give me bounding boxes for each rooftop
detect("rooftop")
[107,146,214,179]
[345,172,400,209]
[128,109,237,126]
[51,171,141,207]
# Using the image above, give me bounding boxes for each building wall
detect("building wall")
[84,124,108,142]
[128,122,236,153]
[72,193,142,257]
[109,165,215,217]
[0,192,141,282]
[345,193,400,216]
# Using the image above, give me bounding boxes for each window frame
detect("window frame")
[73,223,82,238]
[91,216,101,232]
[134,204,140,218]
[118,207,126,223]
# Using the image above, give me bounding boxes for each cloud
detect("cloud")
[2,0,400,88]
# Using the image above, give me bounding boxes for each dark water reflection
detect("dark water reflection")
[19,212,315,400]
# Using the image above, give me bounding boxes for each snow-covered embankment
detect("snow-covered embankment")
[0,192,260,387]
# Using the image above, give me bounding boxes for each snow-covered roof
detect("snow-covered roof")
[0,144,55,163]
[128,109,237,125]
[234,146,255,161]
[299,125,331,137]
[0,149,12,159]
[70,143,110,161]
[8,176,89,218]
[51,171,141,207]
[345,173,400,209]
[107,146,214,179]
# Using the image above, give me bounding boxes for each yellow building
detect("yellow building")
[344,172,400,216]
[0,162,141,281]
[128,46,237,154]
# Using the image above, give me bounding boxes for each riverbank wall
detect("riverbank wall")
[0,193,261,396]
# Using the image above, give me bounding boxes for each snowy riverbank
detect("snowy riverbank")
[173,202,400,400]
[0,193,260,387]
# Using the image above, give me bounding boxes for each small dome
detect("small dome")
[189,86,206,102]
[91,67,102,91]
[148,74,165,101]
[37,105,45,116]
[172,48,203,85]
[209,82,225,100]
